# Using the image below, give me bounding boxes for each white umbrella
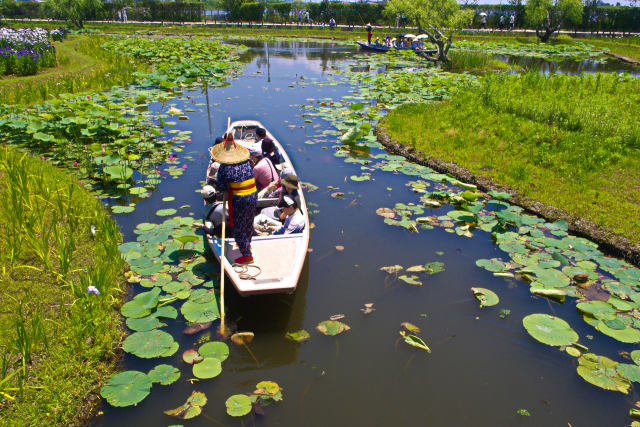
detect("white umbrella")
[415,34,429,40]
[479,12,487,16]
[404,33,417,38]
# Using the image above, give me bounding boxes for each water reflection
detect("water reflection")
[497,54,640,76]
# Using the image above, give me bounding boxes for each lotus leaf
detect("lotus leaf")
[475,258,507,273]
[316,320,350,336]
[157,208,177,217]
[448,210,476,223]
[100,371,152,407]
[254,380,283,400]
[565,347,581,357]
[192,358,222,379]
[182,349,202,364]
[530,287,566,303]
[401,322,421,333]
[136,223,156,231]
[126,315,167,332]
[121,287,161,319]
[471,287,499,307]
[607,297,633,312]
[398,275,422,286]
[616,363,640,383]
[231,332,255,345]
[122,330,179,358]
[530,268,570,288]
[576,301,617,321]
[148,364,180,385]
[577,353,630,394]
[402,333,431,353]
[225,394,252,417]
[522,313,578,346]
[376,207,395,218]
[286,329,311,342]
[425,262,445,274]
[406,265,426,273]
[165,391,208,420]
[198,341,229,361]
[162,196,176,201]
[380,265,403,274]
[588,320,640,343]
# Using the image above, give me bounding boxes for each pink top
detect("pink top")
[253,157,278,190]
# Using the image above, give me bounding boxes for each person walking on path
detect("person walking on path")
[212,132,258,265]
[509,14,515,31]
[480,13,487,29]
[366,22,373,44]
[121,7,127,23]
[499,15,504,31]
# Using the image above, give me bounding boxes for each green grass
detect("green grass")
[380,72,640,244]
[0,145,126,425]
[0,35,150,106]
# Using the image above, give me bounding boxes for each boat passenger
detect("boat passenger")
[212,133,257,265]
[254,195,305,236]
[192,185,229,234]
[256,128,281,165]
[250,148,279,191]
[375,37,380,45]
[261,173,300,207]
[206,137,225,184]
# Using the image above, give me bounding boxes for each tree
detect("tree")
[44,0,102,29]
[384,0,473,63]
[525,0,583,42]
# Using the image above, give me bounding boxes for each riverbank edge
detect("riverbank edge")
[375,124,640,268]
[0,147,128,425]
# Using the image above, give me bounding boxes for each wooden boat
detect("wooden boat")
[356,40,438,56]
[205,120,310,296]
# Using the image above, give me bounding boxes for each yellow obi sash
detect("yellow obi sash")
[229,178,257,196]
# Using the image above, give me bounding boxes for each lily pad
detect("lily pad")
[182,349,203,365]
[121,288,161,319]
[192,358,222,379]
[631,350,640,365]
[376,207,395,218]
[316,320,350,336]
[225,394,252,417]
[285,329,311,342]
[122,330,179,359]
[616,363,640,383]
[522,313,578,346]
[231,332,254,345]
[198,341,229,361]
[425,262,445,274]
[401,322,421,333]
[181,298,220,324]
[100,371,152,407]
[253,380,283,401]
[475,258,507,273]
[165,391,207,420]
[380,265,403,274]
[577,353,631,394]
[576,301,617,321]
[398,275,422,286]
[401,333,431,353]
[148,364,180,385]
[156,208,177,217]
[471,287,499,307]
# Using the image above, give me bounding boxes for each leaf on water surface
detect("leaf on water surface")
[122,330,179,359]
[576,301,617,321]
[425,262,445,275]
[226,394,252,417]
[173,234,199,244]
[530,287,566,303]
[183,322,212,335]
[162,196,176,201]
[360,303,376,314]
[100,371,152,407]
[475,258,507,273]
[406,265,426,273]
[331,192,345,198]
[376,207,395,218]
[120,287,161,319]
[400,332,431,353]
[350,174,370,182]
[126,315,167,332]
[253,380,283,401]
[156,208,177,217]
[183,349,203,365]
[616,363,640,383]
[192,357,222,379]
[522,313,578,347]
[401,322,421,333]
[471,287,499,307]
[231,332,255,346]
[631,350,640,366]
[316,320,350,336]
[380,265,403,274]
[165,391,207,420]
[286,329,311,342]
[565,346,581,357]
[577,353,630,394]
[148,364,180,385]
[199,341,229,361]
[136,222,156,231]
[398,275,422,286]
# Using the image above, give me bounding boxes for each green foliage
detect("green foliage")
[525,0,583,42]
[44,0,103,29]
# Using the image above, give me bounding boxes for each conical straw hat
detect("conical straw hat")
[210,134,250,165]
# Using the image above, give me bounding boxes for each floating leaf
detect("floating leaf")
[376,207,395,218]
[148,364,180,385]
[122,330,179,359]
[253,380,283,401]
[182,349,203,365]
[522,313,578,346]
[285,330,311,342]
[631,350,640,365]
[401,322,421,333]
[198,341,229,361]
[398,275,422,286]
[576,301,617,321]
[475,258,507,273]
[231,332,255,346]
[401,333,431,353]
[577,353,631,394]
[471,287,499,307]
[156,208,177,217]
[425,261,445,274]
[165,391,207,420]
[162,196,175,202]
[406,265,426,273]
[192,358,222,379]
[120,287,161,319]
[100,371,152,407]
[617,363,640,383]
[316,320,350,336]
[225,394,252,417]
[331,192,345,198]
[380,265,403,274]
[181,298,220,324]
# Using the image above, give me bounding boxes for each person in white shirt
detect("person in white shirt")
[254,195,305,236]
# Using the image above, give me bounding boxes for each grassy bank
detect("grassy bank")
[0,145,126,425]
[0,35,149,106]
[380,71,640,246]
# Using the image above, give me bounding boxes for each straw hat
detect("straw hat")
[282,174,299,190]
[210,136,250,165]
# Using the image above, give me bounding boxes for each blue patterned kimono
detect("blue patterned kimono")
[215,160,257,258]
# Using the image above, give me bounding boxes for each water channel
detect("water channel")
[95,40,639,426]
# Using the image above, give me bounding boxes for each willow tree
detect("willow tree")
[384,0,473,63]
[525,0,583,42]
[44,0,102,29]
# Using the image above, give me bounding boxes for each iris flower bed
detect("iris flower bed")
[0,27,67,76]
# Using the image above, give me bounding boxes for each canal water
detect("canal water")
[95,41,638,426]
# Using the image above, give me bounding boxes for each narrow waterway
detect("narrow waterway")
[95,41,638,426]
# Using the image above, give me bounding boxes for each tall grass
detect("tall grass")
[0,145,126,424]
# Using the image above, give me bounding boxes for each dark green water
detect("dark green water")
[95,41,639,426]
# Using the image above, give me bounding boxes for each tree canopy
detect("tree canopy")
[525,0,583,42]
[44,0,102,29]
[384,0,473,62]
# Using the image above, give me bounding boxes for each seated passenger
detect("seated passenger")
[254,195,305,236]
[192,185,228,234]
[250,149,279,191]
[260,173,300,209]
[261,137,281,165]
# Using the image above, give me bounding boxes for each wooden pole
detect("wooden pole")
[218,193,228,336]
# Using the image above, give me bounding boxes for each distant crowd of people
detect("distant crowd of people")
[479,12,516,31]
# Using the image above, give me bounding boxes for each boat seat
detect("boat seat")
[257,198,278,208]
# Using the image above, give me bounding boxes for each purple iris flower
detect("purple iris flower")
[87,285,101,295]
